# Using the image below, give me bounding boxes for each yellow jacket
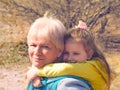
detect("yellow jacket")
[38,60,108,90]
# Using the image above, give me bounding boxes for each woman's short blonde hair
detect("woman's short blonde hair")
[27,16,66,52]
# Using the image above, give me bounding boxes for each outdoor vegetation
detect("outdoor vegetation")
[0,0,120,90]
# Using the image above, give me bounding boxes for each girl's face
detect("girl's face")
[63,38,89,63]
[27,30,62,68]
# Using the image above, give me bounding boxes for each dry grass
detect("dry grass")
[0,16,30,65]
[0,5,120,90]
[105,52,120,90]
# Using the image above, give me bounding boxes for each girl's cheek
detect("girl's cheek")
[63,55,68,61]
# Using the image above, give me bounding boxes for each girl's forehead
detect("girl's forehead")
[65,38,86,47]
[66,38,81,43]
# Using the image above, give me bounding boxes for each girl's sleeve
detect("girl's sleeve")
[38,61,100,79]
[38,61,108,90]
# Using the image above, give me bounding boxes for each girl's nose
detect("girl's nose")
[68,55,73,61]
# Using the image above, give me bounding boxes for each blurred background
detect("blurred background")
[0,0,120,90]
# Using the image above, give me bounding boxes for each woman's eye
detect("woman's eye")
[42,45,50,49]
[30,44,36,47]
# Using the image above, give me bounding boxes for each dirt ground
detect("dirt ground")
[0,53,120,90]
[0,63,29,90]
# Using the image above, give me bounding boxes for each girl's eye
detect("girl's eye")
[73,52,80,55]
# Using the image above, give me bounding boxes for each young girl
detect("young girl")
[26,21,112,90]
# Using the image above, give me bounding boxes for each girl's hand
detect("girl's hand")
[25,66,39,87]
[32,76,43,87]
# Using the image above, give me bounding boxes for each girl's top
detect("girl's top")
[38,60,108,90]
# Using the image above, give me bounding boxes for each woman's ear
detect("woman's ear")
[87,49,94,59]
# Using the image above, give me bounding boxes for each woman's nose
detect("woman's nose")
[34,47,42,55]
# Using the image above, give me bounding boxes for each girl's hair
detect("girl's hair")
[27,16,66,52]
[64,21,111,90]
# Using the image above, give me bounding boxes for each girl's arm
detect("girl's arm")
[38,60,106,80]
[26,60,107,90]
[38,60,108,90]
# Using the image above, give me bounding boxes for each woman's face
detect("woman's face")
[27,30,62,68]
[63,38,88,63]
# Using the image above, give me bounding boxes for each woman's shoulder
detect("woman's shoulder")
[56,76,92,90]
